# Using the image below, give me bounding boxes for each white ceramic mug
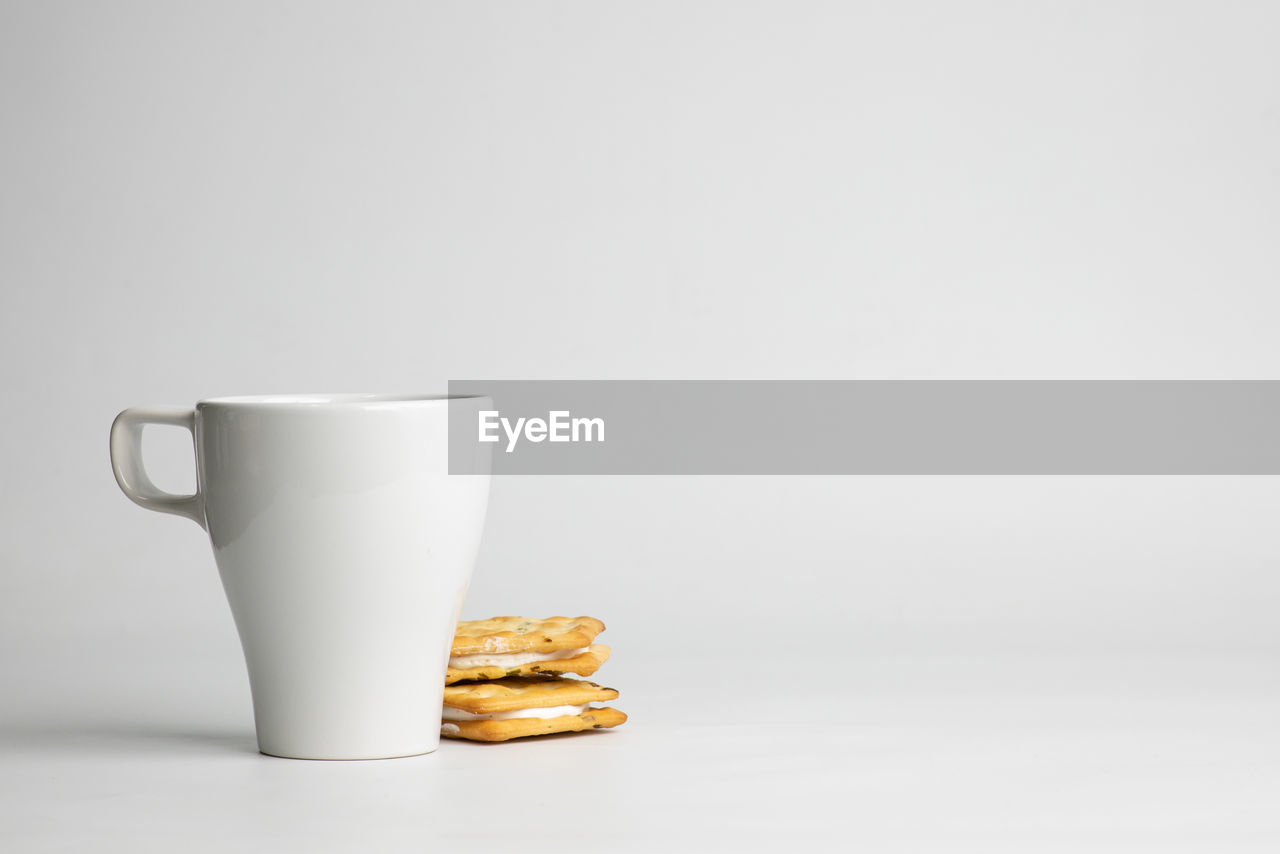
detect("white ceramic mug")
[109,394,492,760]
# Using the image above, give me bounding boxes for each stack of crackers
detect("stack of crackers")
[441,616,627,742]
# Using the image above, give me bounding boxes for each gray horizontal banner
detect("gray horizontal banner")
[446,381,1280,475]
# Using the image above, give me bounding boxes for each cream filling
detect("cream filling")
[449,647,589,669]
[442,703,589,722]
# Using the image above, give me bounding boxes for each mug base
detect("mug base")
[258,746,440,761]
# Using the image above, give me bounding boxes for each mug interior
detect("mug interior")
[198,393,486,407]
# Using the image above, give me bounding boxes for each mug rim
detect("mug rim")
[197,393,489,409]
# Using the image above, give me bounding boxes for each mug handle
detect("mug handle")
[110,406,206,529]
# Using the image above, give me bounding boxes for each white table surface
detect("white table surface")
[3,646,1278,852]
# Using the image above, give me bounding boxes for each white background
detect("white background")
[2,1,1278,851]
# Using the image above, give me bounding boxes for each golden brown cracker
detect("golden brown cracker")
[441,707,627,742]
[445,644,611,685]
[451,616,606,656]
[442,675,618,714]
